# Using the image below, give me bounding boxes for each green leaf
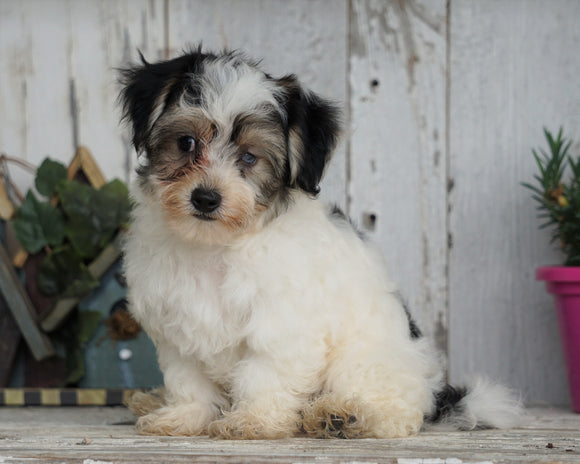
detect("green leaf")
[64,348,84,385]
[521,182,543,195]
[37,247,99,297]
[532,149,546,177]
[63,310,102,385]
[99,179,132,227]
[13,191,65,253]
[35,158,68,197]
[562,139,572,158]
[56,180,94,219]
[531,194,547,204]
[532,174,545,185]
[65,216,108,259]
[77,310,102,346]
[544,127,556,151]
[56,179,131,259]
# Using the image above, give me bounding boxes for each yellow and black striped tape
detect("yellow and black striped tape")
[0,388,136,406]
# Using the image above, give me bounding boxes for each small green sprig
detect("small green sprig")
[522,128,580,265]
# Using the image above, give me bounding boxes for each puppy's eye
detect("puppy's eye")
[177,136,196,153]
[240,153,257,166]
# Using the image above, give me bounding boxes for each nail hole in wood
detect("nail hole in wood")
[362,212,377,231]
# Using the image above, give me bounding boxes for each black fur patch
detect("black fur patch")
[427,384,468,423]
[119,47,213,151]
[276,76,341,195]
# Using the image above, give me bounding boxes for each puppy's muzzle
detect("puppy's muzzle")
[191,188,222,214]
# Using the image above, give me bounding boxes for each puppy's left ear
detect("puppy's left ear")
[278,77,341,195]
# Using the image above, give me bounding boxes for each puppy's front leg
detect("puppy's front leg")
[136,346,226,436]
[208,354,308,439]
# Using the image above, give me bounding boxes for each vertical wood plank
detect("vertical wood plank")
[166,0,348,207]
[67,0,165,184]
[349,0,448,345]
[449,0,580,405]
[0,0,165,188]
[0,0,74,189]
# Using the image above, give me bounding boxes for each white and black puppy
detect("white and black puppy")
[119,47,521,439]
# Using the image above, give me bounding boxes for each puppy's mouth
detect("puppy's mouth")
[193,213,217,222]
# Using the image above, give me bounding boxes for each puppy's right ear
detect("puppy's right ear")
[119,50,205,152]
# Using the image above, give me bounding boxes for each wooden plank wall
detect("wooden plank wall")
[1,0,579,406]
[448,0,580,407]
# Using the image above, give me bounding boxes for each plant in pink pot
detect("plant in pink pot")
[524,128,580,412]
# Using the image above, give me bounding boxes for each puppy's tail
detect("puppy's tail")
[425,378,524,430]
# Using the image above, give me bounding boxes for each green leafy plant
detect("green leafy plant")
[13,158,131,297]
[6,156,132,387]
[51,309,103,385]
[523,128,580,265]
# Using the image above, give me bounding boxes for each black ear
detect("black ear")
[279,77,341,195]
[119,49,207,152]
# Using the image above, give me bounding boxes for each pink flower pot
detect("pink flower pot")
[537,266,580,412]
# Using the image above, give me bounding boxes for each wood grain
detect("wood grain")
[0,178,15,220]
[0,0,164,191]
[448,0,580,405]
[67,146,106,188]
[349,0,448,347]
[0,1,73,190]
[0,406,578,464]
[65,0,165,185]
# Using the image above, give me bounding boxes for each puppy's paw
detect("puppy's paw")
[301,395,367,439]
[301,394,422,439]
[208,409,299,440]
[135,403,215,436]
[126,388,166,417]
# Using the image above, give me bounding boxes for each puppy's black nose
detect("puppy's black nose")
[191,188,222,213]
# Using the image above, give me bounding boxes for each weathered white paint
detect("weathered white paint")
[0,0,73,187]
[0,0,164,190]
[349,0,448,347]
[448,0,580,406]
[66,0,165,185]
[1,0,580,406]
[0,406,579,463]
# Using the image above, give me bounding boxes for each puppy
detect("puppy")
[119,47,521,439]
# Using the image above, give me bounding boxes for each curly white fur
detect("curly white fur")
[126,192,438,438]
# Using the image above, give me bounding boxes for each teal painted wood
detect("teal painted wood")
[78,261,162,389]
[6,259,162,389]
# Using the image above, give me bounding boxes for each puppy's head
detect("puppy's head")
[119,47,340,244]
